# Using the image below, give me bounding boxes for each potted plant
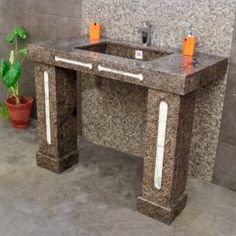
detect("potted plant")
[0,26,33,128]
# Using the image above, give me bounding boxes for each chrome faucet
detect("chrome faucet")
[138,21,153,46]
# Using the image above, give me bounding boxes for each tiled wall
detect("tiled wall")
[82,0,236,182]
[214,19,236,191]
[0,0,82,114]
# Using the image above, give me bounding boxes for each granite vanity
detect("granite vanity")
[28,37,228,224]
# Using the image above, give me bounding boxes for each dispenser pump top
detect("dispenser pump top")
[186,24,193,37]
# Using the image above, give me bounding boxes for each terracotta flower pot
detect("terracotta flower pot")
[6,96,33,129]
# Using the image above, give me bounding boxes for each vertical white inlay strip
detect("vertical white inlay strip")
[154,101,168,189]
[44,71,51,145]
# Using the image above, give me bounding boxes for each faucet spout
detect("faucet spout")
[137,21,153,46]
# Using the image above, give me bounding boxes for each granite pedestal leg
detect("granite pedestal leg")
[35,64,78,173]
[137,89,196,224]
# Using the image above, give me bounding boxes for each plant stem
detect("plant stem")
[15,96,20,105]
[15,82,19,97]
[9,87,20,105]
[14,37,20,103]
[13,89,20,105]
[15,37,18,61]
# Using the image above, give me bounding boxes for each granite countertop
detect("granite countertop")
[28,37,228,95]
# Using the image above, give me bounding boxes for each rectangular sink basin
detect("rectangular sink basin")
[75,42,169,62]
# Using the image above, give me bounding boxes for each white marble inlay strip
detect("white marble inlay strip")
[55,56,93,69]
[98,65,144,81]
[44,71,51,145]
[154,101,168,189]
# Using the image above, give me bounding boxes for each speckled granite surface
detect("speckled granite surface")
[29,38,228,166]
[80,73,148,157]
[137,90,195,224]
[82,0,236,57]
[29,37,228,223]
[35,64,78,173]
[28,38,228,164]
[28,38,228,95]
[189,78,227,181]
[81,0,236,182]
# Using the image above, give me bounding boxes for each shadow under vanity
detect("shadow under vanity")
[28,37,228,224]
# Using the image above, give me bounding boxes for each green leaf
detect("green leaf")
[0,104,9,120]
[18,48,28,56]
[15,27,27,39]
[6,26,28,43]
[6,32,16,43]
[2,61,21,88]
[0,59,10,79]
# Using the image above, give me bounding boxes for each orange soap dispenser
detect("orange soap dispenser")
[89,22,101,41]
[183,25,196,57]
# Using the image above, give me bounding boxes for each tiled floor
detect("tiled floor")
[0,120,235,236]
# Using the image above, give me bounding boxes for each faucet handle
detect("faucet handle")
[141,21,153,34]
[136,22,153,33]
[142,21,152,29]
